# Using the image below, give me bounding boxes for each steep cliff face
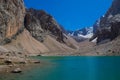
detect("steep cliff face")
[91,0,120,43]
[24,8,64,43]
[0,0,25,44]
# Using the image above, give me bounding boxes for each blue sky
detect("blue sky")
[24,0,113,30]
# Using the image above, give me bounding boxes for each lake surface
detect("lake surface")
[0,56,120,80]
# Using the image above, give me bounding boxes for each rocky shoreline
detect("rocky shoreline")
[0,55,41,74]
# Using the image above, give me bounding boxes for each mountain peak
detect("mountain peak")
[67,27,93,42]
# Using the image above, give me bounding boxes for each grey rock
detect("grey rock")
[24,8,64,43]
[11,68,22,73]
[91,0,120,43]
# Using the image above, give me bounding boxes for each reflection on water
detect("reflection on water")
[0,56,120,80]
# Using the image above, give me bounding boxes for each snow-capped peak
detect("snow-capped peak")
[68,27,93,39]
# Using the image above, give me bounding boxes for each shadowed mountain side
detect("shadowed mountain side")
[91,0,120,44]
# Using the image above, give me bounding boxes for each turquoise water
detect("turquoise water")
[0,56,120,80]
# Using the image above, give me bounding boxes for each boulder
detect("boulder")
[33,60,40,64]
[19,61,27,64]
[4,60,12,65]
[11,68,22,73]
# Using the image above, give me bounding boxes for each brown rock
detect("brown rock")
[0,0,25,44]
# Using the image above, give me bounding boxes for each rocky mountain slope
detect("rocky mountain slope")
[25,8,64,43]
[90,0,120,44]
[88,0,120,55]
[0,0,79,56]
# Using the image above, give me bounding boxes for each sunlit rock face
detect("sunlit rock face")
[0,0,25,44]
[24,8,64,43]
[91,0,120,43]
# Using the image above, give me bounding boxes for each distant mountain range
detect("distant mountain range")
[67,27,93,42]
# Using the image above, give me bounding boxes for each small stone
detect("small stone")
[4,60,12,65]
[19,61,27,64]
[11,68,22,73]
[33,60,40,64]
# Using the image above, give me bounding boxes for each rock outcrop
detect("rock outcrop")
[91,0,120,43]
[24,8,64,43]
[0,0,25,44]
